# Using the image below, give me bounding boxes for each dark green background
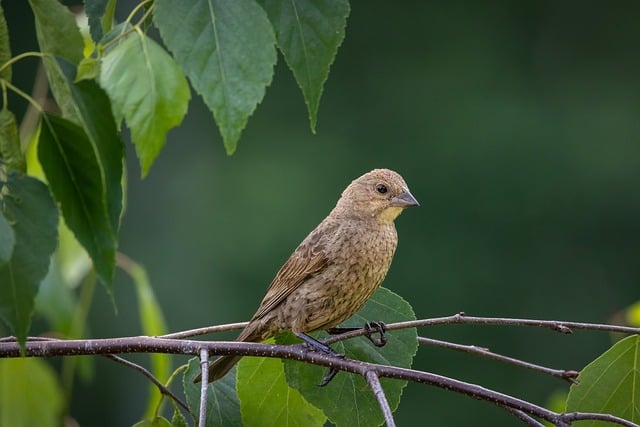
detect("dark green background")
[6,1,640,425]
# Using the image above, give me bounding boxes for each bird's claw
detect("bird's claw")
[364,321,387,347]
[317,353,346,387]
[318,367,340,387]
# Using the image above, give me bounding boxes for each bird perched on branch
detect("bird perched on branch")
[195,168,419,383]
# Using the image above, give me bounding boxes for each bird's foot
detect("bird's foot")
[364,321,387,347]
[294,332,347,387]
[318,366,342,387]
[295,332,341,356]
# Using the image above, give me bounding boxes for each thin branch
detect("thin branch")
[364,370,395,427]
[389,313,640,335]
[500,405,546,427]
[322,312,640,345]
[157,313,640,342]
[417,336,579,383]
[104,354,191,415]
[160,323,247,340]
[558,412,640,427]
[198,349,209,427]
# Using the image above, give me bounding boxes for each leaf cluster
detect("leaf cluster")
[0,0,348,345]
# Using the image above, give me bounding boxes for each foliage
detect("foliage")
[566,334,640,426]
[0,0,637,426]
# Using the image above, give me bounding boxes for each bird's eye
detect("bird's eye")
[376,183,388,194]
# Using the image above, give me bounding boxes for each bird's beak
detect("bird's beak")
[390,188,419,208]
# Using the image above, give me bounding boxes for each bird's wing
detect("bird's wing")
[250,223,335,321]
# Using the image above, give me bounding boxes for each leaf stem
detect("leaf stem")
[0,52,45,76]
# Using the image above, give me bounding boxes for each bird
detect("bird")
[195,168,419,383]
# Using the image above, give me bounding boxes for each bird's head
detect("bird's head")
[335,169,419,223]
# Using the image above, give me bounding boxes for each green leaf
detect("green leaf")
[0,212,14,267]
[0,108,25,173]
[566,334,640,426]
[0,358,64,427]
[171,407,188,427]
[280,287,418,427]
[237,354,326,427]
[56,58,123,236]
[29,0,83,64]
[84,0,116,42]
[154,0,277,154]
[0,3,11,82]
[99,29,190,176]
[37,57,123,286]
[76,56,101,82]
[0,174,58,345]
[30,0,85,122]
[38,113,120,287]
[258,0,349,132]
[183,358,242,427]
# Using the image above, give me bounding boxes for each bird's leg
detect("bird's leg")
[294,332,345,387]
[364,321,387,347]
[294,332,338,355]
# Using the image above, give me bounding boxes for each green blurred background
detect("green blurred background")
[6,0,640,425]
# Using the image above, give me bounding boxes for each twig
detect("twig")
[389,313,640,335]
[365,370,395,427]
[500,405,546,427]
[417,336,579,383]
[104,354,191,415]
[558,412,640,427]
[198,349,209,427]
[160,322,247,339]
[322,312,640,345]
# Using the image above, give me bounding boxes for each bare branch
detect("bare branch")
[323,313,640,345]
[558,412,640,427]
[160,323,248,340]
[388,313,640,335]
[500,405,546,427]
[417,336,579,383]
[1,312,638,427]
[0,335,597,425]
[364,370,395,427]
[105,354,191,415]
[198,349,209,427]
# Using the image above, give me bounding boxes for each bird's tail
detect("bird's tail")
[193,322,266,383]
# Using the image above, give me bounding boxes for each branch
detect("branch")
[364,370,395,427]
[198,349,209,427]
[322,312,640,345]
[1,335,636,427]
[105,354,191,415]
[559,412,640,427]
[2,313,638,427]
[500,405,546,427]
[417,336,579,383]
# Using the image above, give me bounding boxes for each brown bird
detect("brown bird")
[197,168,418,383]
